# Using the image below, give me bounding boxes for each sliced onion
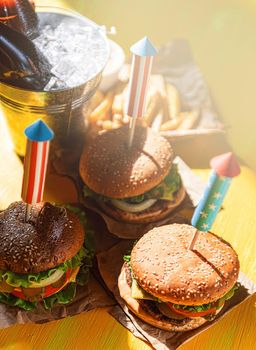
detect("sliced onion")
[111,198,157,213]
[29,270,65,289]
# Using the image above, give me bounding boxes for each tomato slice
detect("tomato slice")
[167,303,217,318]
[12,269,74,301]
[12,289,28,300]
[22,287,43,297]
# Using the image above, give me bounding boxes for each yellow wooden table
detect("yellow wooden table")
[0,112,256,350]
[1,1,256,346]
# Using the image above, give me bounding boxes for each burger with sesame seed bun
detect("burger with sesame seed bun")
[118,224,240,331]
[0,201,93,311]
[79,125,185,226]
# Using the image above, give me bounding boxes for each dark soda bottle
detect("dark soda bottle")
[0,22,52,90]
[0,0,38,38]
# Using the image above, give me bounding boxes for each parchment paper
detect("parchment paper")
[97,240,256,350]
[81,157,206,239]
[0,273,114,329]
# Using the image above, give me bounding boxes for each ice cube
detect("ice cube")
[33,15,108,90]
[43,76,58,91]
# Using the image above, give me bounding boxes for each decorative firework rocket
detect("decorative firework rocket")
[125,36,157,147]
[189,152,241,250]
[21,119,54,221]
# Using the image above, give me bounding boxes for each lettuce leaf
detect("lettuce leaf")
[123,253,131,265]
[0,283,77,311]
[173,284,238,312]
[217,284,238,304]
[141,164,181,203]
[83,164,181,204]
[0,292,37,311]
[0,246,87,288]
[43,283,77,310]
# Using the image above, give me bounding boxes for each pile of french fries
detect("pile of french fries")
[87,73,200,136]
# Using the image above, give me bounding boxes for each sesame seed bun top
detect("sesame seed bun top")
[131,224,239,305]
[79,125,174,199]
[0,202,85,274]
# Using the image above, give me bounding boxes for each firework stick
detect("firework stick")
[125,37,157,148]
[188,228,200,250]
[21,120,54,222]
[189,152,240,250]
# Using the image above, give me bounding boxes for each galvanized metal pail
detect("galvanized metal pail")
[0,6,109,156]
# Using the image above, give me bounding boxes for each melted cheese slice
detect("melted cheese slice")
[131,278,157,301]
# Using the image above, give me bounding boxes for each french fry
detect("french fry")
[143,75,168,125]
[88,74,192,134]
[150,75,169,122]
[89,90,104,112]
[151,111,163,132]
[101,120,114,130]
[96,111,111,126]
[112,93,124,115]
[177,110,199,130]
[122,115,131,125]
[160,116,185,131]
[143,90,162,125]
[165,83,180,119]
[89,91,114,123]
[112,114,123,123]
[150,75,167,97]
[112,120,123,129]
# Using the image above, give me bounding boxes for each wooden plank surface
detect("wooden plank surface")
[0,117,22,209]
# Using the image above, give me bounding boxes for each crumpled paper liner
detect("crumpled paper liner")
[0,273,114,329]
[97,240,256,350]
[81,157,206,239]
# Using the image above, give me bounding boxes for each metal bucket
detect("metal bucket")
[0,6,109,156]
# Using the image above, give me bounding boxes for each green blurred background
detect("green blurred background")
[37,0,256,170]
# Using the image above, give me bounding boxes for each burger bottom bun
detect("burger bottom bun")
[118,265,223,332]
[98,186,186,224]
